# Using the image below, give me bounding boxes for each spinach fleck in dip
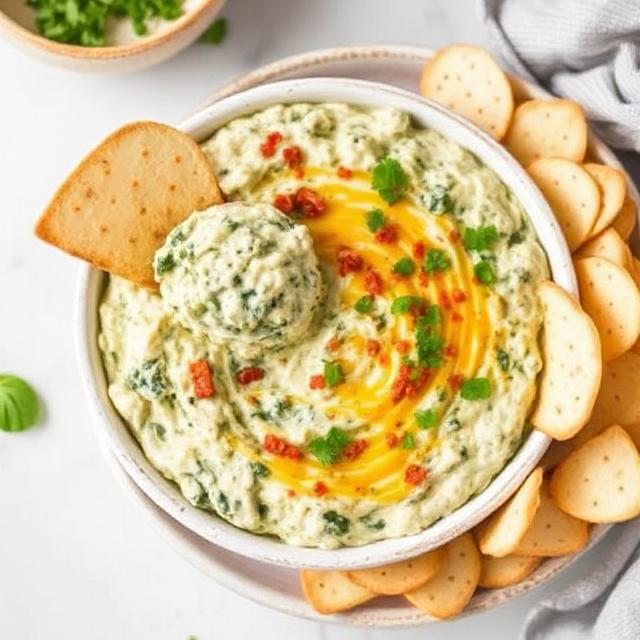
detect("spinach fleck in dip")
[99,103,549,549]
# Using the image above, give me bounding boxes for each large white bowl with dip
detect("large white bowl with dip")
[76,77,576,570]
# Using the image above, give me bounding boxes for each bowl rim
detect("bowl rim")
[76,76,574,569]
[0,0,224,60]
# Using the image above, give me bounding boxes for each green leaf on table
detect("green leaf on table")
[0,374,39,433]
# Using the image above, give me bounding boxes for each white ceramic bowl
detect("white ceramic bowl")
[0,0,226,72]
[77,77,576,569]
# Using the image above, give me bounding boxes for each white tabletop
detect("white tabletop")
[0,1,608,638]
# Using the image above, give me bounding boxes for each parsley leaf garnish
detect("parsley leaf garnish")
[354,295,374,314]
[392,257,415,276]
[366,208,386,232]
[415,409,437,430]
[371,157,408,204]
[400,432,416,449]
[391,296,425,314]
[429,185,454,213]
[463,225,499,251]
[474,260,496,284]
[0,374,39,432]
[415,319,444,368]
[424,249,451,274]
[323,360,345,387]
[201,17,227,44]
[460,377,492,400]
[423,305,441,325]
[308,428,351,466]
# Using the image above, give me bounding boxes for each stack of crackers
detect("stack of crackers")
[301,44,640,620]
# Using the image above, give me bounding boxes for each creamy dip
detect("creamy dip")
[99,103,549,548]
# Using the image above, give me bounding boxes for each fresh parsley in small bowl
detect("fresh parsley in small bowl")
[0,0,227,72]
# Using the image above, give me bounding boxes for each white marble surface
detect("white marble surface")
[0,1,610,638]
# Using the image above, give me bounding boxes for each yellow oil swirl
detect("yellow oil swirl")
[232,168,494,504]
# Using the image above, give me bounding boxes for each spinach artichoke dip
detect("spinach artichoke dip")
[99,103,549,548]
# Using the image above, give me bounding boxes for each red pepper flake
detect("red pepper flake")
[328,338,341,352]
[418,271,430,287]
[449,374,465,391]
[313,481,329,497]
[375,224,398,244]
[449,229,461,243]
[309,374,326,390]
[287,489,297,498]
[364,268,384,296]
[413,241,426,260]
[190,359,216,399]
[405,464,427,485]
[366,339,381,356]
[444,344,458,357]
[452,312,463,322]
[439,290,452,310]
[343,439,369,461]
[391,364,430,403]
[282,145,303,169]
[263,433,302,461]
[337,166,353,179]
[337,246,363,277]
[379,352,390,366]
[273,193,295,214]
[386,432,400,448]
[294,168,305,180]
[260,131,282,158]
[452,289,467,303]
[295,187,326,218]
[237,366,265,385]
[395,340,411,354]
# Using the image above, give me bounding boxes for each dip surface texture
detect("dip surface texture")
[99,103,549,548]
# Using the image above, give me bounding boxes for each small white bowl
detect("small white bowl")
[0,0,226,72]
[77,78,576,569]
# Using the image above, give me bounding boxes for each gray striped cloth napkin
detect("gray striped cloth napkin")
[477,1,640,638]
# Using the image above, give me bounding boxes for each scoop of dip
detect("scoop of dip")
[154,202,325,350]
[99,103,550,549]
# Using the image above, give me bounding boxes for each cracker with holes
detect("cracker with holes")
[515,480,589,556]
[300,570,376,614]
[420,44,514,140]
[405,533,481,620]
[347,547,447,595]
[35,121,223,288]
[477,467,543,557]
[550,425,640,523]
[478,554,542,589]
[504,99,587,166]
[584,164,626,238]
[575,256,640,362]
[528,159,600,251]
[612,198,637,240]
[575,227,632,271]
[543,351,640,469]
[532,281,601,440]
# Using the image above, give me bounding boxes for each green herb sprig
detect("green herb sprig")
[0,374,39,433]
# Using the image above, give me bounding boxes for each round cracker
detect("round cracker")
[300,570,376,614]
[531,281,602,440]
[346,547,447,595]
[550,425,640,523]
[476,467,543,557]
[575,256,640,361]
[420,44,514,140]
[504,99,587,166]
[583,164,626,238]
[575,227,632,271]
[528,158,600,251]
[612,198,637,240]
[405,533,481,620]
[543,351,640,469]
[515,479,589,556]
[478,554,542,589]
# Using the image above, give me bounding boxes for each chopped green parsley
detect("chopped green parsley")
[415,409,437,430]
[323,360,345,386]
[463,225,499,251]
[474,260,496,284]
[460,377,492,400]
[308,427,350,466]
[371,157,408,204]
[392,257,415,276]
[428,185,454,213]
[423,249,451,274]
[354,295,374,314]
[365,208,386,232]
